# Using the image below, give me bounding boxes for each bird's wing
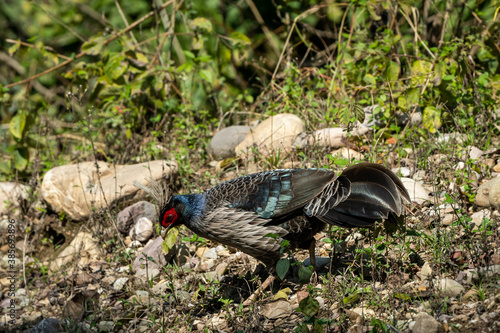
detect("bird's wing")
[205,169,337,220]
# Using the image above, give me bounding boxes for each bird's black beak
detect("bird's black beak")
[164,223,173,235]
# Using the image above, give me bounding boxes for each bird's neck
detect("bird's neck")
[174,193,205,227]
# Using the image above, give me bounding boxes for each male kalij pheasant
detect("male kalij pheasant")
[134,163,410,269]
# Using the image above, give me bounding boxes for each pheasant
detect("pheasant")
[134,163,410,271]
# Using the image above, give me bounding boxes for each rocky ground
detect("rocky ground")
[1,113,500,332]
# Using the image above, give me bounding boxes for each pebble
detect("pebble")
[98,321,114,332]
[202,248,218,260]
[434,278,465,297]
[135,290,149,304]
[113,277,129,290]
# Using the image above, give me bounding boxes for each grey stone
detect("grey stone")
[463,265,500,284]
[411,312,443,333]
[97,321,114,332]
[25,318,60,333]
[133,237,169,280]
[117,201,156,235]
[303,256,331,269]
[152,282,170,296]
[130,217,154,242]
[42,160,177,221]
[208,125,251,159]
[470,210,491,229]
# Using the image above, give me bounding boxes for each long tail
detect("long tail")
[317,163,410,228]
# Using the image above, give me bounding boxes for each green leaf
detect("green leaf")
[8,39,21,56]
[298,265,313,284]
[406,88,419,106]
[162,227,179,253]
[343,293,359,305]
[190,17,213,32]
[200,69,214,84]
[411,60,432,85]
[326,3,343,23]
[298,295,319,317]
[276,258,290,280]
[105,54,128,80]
[0,161,11,174]
[12,147,29,171]
[10,113,26,139]
[422,106,441,133]
[230,32,251,45]
[385,61,400,81]
[82,35,106,56]
[363,74,377,85]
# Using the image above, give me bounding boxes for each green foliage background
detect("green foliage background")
[1,0,499,181]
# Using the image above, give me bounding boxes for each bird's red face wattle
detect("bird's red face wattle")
[161,207,178,228]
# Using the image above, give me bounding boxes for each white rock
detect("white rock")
[202,248,218,260]
[113,277,129,290]
[135,290,149,304]
[42,160,177,221]
[413,170,426,181]
[470,210,491,229]
[293,128,346,149]
[465,146,484,160]
[475,175,500,209]
[392,167,412,177]
[411,312,441,333]
[117,266,130,273]
[352,306,375,317]
[0,182,30,215]
[128,240,142,248]
[130,217,154,242]
[50,232,103,272]
[401,178,431,205]
[330,148,363,161]
[421,262,433,280]
[437,133,465,144]
[433,278,465,297]
[235,114,304,157]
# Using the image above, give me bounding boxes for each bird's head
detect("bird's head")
[133,177,178,233]
[158,200,180,231]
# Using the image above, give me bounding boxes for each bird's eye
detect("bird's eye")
[161,208,178,227]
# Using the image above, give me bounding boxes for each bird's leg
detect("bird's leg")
[308,238,317,271]
[242,274,275,307]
